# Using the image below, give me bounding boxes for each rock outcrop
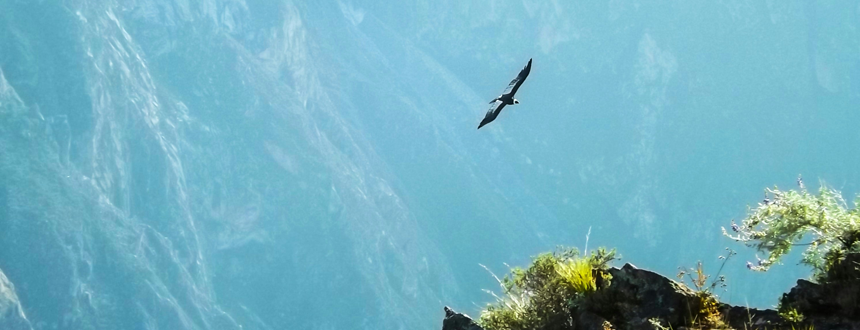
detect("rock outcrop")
[443,262,860,330]
[592,263,781,329]
[441,306,484,330]
[599,263,701,328]
[774,253,860,329]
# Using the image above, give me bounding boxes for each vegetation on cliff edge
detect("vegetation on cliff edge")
[479,247,616,330]
[723,182,860,283]
[471,179,859,329]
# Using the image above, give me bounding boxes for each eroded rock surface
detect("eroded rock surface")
[0,269,33,330]
[601,263,700,327]
[441,306,484,330]
[779,253,860,329]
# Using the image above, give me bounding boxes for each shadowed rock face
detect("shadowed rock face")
[441,306,483,330]
[786,279,859,317]
[602,263,700,326]
[779,253,860,329]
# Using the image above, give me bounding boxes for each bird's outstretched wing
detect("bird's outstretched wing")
[478,58,531,129]
[478,101,506,129]
[502,58,532,96]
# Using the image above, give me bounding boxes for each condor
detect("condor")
[478,58,532,129]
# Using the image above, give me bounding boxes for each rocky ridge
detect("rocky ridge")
[442,263,860,330]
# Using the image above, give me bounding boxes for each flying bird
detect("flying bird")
[478,58,532,129]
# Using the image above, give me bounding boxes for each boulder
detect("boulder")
[780,252,860,322]
[441,306,484,330]
[599,263,699,327]
[784,278,860,318]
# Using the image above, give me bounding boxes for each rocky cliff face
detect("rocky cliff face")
[0,1,558,329]
[2,1,860,329]
[0,268,31,330]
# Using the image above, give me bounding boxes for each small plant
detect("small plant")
[676,248,734,295]
[676,249,735,329]
[779,307,805,324]
[559,247,616,296]
[648,318,672,330]
[557,258,596,294]
[692,291,723,328]
[478,246,617,330]
[776,295,806,325]
[601,320,614,330]
[723,182,860,282]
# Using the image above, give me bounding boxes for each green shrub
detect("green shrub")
[479,247,617,330]
[724,183,860,282]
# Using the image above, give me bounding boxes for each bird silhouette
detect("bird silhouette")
[478,58,532,129]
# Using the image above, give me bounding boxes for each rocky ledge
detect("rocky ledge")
[442,263,860,330]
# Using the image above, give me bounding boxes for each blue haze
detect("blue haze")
[0,1,859,329]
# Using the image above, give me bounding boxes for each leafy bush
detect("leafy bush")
[479,247,617,330]
[723,183,860,282]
